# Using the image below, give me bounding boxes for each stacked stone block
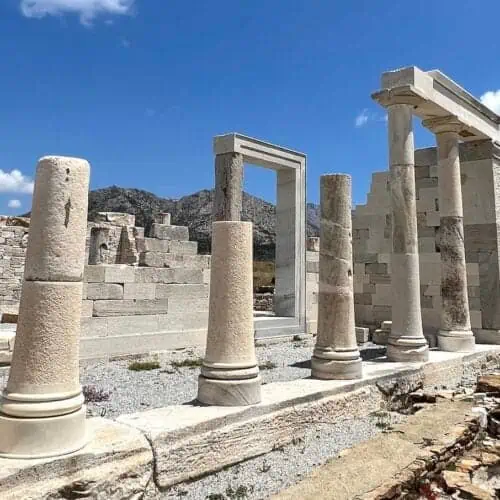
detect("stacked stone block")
[352,141,492,335]
[0,225,29,316]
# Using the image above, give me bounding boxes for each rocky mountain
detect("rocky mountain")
[88,186,320,260]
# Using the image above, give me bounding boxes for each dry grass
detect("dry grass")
[253,261,275,289]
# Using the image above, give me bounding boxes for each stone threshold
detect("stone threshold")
[1,346,499,499]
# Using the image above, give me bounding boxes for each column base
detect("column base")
[311,356,363,380]
[437,330,475,352]
[197,375,262,406]
[387,337,429,363]
[0,405,88,459]
[474,329,500,345]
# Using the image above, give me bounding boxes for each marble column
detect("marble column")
[0,156,90,458]
[423,116,475,352]
[311,174,362,379]
[213,152,244,221]
[197,221,261,406]
[387,104,429,362]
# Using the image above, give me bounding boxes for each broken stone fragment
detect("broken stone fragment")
[476,374,500,394]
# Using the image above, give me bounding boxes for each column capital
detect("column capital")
[372,86,425,108]
[422,115,464,135]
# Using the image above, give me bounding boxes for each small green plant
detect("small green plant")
[259,360,277,370]
[128,360,161,371]
[258,460,271,473]
[226,485,251,499]
[171,357,203,369]
[291,436,305,446]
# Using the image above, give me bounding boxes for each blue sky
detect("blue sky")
[1,1,500,214]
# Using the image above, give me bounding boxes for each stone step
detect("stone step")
[150,224,189,241]
[139,252,210,269]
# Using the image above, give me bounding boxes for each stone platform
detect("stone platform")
[1,345,499,498]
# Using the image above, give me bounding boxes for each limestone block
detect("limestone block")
[95,212,136,226]
[419,262,441,285]
[141,238,172,253]
[86,283,124,300]
[105,315,160,336]
[155,284,209,300]
[157,311,209,332]
[81,300,93,318]
[470,310,482,329]
[93,299,169,317]
[150,224,189,241]
[169,240,199,255]
[123,283,156,300]
[426,212,440,227]
[372,284,392,306]
[0,418,152,500]
[418,237,436,253]
[84,264,135,284]
[139,253,210,269]
[80,317,108,338]
[307,237,320,252]
[423,285,440,297]
[24,157,90,282]
[168,297,209,313]
[355,327,369,344]
[134,268,204,284]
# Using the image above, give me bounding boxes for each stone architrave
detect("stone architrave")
[0,156,90,459]
[213,152,244,221]
[423,116,475,352]
[311,174,362,379]
[197,221,261,406]
[387,103,429,362]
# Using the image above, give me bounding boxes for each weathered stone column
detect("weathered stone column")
[387,104,429,362]
[423,116,475,352]
[0,156,90,458]
[213,152,244,221]
[311,174,362,379]
[197,221,261,405]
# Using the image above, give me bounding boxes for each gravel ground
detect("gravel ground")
[80,339,384,418]
[150,412,405,500]
[0,339,385,419]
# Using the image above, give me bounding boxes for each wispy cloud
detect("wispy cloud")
[8,199,22,209]
[121,37,131,48]
[355,109,386,128]
[0,170,34,194]
[355,109,369,128]
[480,89,500,115]
[20,0,135,26]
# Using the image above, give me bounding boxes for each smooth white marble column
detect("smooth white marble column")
[387,104,429,362]
[423,116,474,352]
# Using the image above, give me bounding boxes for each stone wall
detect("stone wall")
[352,140,497,333]
[0,222,29,316]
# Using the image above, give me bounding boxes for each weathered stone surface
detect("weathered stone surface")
[150,224,189,241]
[94,212,136,226]
[93,299,169,316]
[312,174,361,380]
[24,157,90,282]
[134,267,204,284]
[86,283,123,300]
[0,418,153,500]
[198,221,261,406]
[213,152,244,221]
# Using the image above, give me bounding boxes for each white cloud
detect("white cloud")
[0,170,34,194]
[20,0,135,26]
[8,199,22,209]
[355,109,369,128]
[480,90,500,115]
